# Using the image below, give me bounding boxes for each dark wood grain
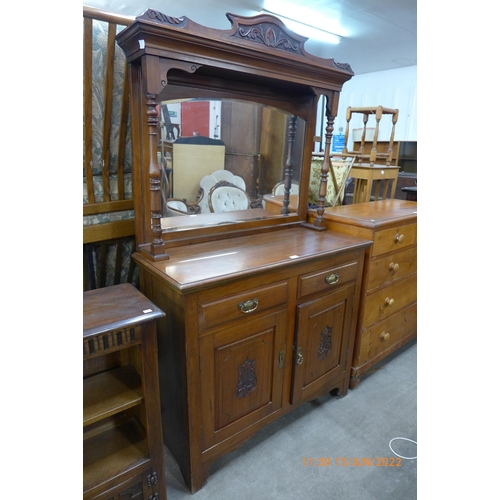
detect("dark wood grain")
[116,9,354,254]
[83,284,167,500]
[83,283,164,337]
[135,230,370,492]
[114,8,372,494]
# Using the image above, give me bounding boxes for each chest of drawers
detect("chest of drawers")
[319,200,417,388]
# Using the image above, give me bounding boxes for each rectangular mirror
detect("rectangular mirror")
[157,98,305,233]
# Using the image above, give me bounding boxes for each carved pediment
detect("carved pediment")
[227,13,306,53]
[137,8,188,28]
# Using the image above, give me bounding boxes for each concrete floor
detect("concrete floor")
[163,340,417,500]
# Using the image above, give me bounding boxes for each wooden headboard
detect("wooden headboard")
[83,6,138,290]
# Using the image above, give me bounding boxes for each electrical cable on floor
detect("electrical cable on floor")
[389,437,417,460]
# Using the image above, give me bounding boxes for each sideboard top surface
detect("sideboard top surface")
[134,227,371,291]
[83,283,165,337]
[319,200,417,230]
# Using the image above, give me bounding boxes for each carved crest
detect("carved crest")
[138,8,188,28]
[317,326,332,359]
[235,24,299,52]
[332,60,353,72]
[236,358,258,397]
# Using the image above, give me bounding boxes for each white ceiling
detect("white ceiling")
[83,0,416,75]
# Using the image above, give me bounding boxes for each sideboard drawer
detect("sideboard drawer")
[297,261,358,300]
[362,274,417,327]
[366,247,417,292]
[372,223,416,257]
[198,280,289,331]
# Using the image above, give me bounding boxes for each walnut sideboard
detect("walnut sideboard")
[314,200,417,388]
[117,8,370,494]
[134,228,371,492]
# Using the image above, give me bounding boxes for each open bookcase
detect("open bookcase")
[83,284,167,500]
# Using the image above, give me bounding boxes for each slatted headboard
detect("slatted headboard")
[83,6,139,290]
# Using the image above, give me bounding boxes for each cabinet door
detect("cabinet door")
[291,284,354,404]
[199,310,287,450]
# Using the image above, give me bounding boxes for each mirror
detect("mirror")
[156,98,305,233]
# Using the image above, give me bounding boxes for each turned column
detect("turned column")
[281,115,297,215]
[145,93,168,259]
[314,114,333,225]
[314,91,339,229]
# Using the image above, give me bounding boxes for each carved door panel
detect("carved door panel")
[291,284,355,405]
[199,310,287,450]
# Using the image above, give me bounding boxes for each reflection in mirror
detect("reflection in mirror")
[156,99,305,232]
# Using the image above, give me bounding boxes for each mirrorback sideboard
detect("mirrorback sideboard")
[116,9,371,492]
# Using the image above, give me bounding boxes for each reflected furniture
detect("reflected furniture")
[263,181,300,213]
[262,193,299,214]
[310,200,417,388]
[117,9,371,493]
[208,181,252,212]
[172,137,226,202]
[83,284,167,499]
[166,197,202,216]
[199,169,248,213]
[272,180,300,196]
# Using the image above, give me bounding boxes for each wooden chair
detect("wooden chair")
[83,7,137,291]
[166,197,202,216]
[83,235,138,291]
[340,106,400,204]
[342,106,399,166]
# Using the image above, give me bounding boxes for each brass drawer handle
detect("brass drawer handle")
[380,332,390,341]
[394,233,405,244]
[389,262,399,272]
[384,297,395,307]
[325,273,340,285]
[238,298,259,314]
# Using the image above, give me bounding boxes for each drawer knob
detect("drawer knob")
[394,233,405,243]
[389,262,399,272]
[380,332,390,341]
[384,297,395,307]
[325,273,340,285]
[239,298,259,314]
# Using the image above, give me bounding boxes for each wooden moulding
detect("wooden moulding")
[116,9,354,258]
